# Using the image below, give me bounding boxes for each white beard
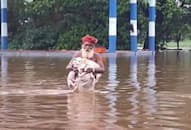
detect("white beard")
[81,48,94,59]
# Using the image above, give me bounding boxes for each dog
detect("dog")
[67,57,102,92]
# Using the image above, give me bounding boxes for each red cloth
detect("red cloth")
[82,35,98,44]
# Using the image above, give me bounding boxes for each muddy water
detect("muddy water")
[0,51,191,130]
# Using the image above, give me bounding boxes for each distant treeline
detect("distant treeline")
[4,0,191,50]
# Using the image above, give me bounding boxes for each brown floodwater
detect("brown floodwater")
[0,50,191,130]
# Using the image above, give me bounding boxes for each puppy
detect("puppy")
[67,57,102,91]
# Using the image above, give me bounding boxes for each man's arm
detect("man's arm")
[66,59,73,71]
[66,51,81,71]
[94,53,105,73]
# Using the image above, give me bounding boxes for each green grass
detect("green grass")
[165,39,191,48]
[138,39,191,49]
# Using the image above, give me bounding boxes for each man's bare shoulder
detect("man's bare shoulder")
[94,52,102,58]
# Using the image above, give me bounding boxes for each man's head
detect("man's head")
[81,35,98,59]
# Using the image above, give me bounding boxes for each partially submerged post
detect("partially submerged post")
[149,0,156,52]
[109,0,117,53]
[130,0,138,52]
[1,0,8,50]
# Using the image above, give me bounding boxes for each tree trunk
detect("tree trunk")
[143,33,149,50]
[177,40,180,49]
[176,33,181,49]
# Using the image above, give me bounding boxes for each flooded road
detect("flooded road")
[0,51,191,130]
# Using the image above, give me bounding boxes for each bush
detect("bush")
[57,25,108,50]
[9,26,58,50]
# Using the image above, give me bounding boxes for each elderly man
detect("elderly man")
[66,35,105,91]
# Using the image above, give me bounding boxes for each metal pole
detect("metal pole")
[109,0,117,53]
[149,0,156,51]
[130,0,137,52]
[1,0,8,50]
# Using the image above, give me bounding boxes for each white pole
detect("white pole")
[1,0,8,50]
[149,0,156,51]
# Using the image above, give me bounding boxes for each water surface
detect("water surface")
[0,51,191,130]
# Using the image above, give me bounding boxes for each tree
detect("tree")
[7,0,191,50]
[9,0,109,50]
[155,0,190,49]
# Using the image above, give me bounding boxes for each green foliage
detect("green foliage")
[56,25,87,50]
[138,0,149,46]
[156,0,190,44]
[10,26,58,50]
[7,0,26,37]
[7,0,191,50]
[9,0,110,50]
[117,0,131,50]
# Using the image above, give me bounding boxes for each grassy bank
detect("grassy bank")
[165,39,191,49]
[138,39,191,49]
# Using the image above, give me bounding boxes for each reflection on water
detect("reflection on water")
[128,54,141,128]
[1,56,8,86]
[144,54,157,125]
[67,92,97,129]
[128,54,158,129]
[147,54,156,87]
[24,60,36,87]
[130,54,140,89]
[106,53,118,128]
[1,51,191,130]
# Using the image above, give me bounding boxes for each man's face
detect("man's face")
[81,42,95,58]
[82,43,95,52]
